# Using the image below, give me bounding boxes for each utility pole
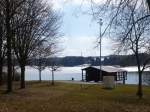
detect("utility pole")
[98,18,103,81]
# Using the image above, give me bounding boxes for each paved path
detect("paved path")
[58,80,102,85]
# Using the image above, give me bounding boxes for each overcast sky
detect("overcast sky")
[49,0,114,57]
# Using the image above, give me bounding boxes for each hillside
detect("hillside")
[28,53,150,67]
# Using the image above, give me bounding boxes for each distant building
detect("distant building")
[122,66,150,85]
[81,66,127,84]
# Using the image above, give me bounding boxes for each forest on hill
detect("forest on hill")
[28,53,150,67]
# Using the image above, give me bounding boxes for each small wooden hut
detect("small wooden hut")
[82,66,127,84]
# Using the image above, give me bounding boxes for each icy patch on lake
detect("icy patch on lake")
[25,66,82,81]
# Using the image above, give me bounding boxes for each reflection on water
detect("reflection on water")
[25,66,150,85]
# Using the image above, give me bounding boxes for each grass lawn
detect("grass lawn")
[0,81,150,112]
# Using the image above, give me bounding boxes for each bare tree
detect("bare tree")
[113,4,150,98]
[33,40,57,82]
[12,0,61,88]
[0,0,26,92]
[90,0,150,98]
[0,10,6,85]
[35,53,46,82]
[48,58,60,85]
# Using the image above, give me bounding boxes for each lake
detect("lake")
[25,66,150,85]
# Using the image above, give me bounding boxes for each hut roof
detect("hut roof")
[82,66,126,73]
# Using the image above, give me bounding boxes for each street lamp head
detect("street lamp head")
[99,18,103,26]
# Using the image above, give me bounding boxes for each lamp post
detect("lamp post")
[98,18,103,81]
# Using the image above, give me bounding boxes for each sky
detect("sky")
[49,0,114,57]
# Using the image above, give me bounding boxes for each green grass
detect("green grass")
[0,82,150,112]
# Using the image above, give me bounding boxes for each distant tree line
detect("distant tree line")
[26,54,150,67]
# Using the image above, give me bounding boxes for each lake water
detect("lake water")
[25,66,150,85]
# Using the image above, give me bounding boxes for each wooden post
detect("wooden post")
[52,70,54,85]
[123,72,126,85]
[82,70,83,81]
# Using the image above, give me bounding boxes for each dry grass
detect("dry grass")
[0,81,150,112]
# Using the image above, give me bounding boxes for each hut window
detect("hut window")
[117,72,127,81]
[117,72,123,81]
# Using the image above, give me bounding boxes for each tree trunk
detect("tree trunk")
[12,62,15,81]
[20,66,25,89]
[12,52,15,81]
[39,70,42,82]
[0,30,3,86]
[7,38,12,92]
[0,12,3,86]
[137,71,143,98]
[6,0,12,92]
[135,52,143,98]
[0,63,3,85]
[123,73,126,85]
[51,70,54,85]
